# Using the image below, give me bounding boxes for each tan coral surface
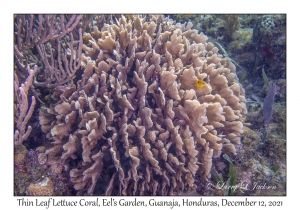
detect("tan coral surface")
[39,15,247,195]
[27,177,54,196]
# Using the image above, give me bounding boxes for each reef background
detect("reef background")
[14,14,286,196]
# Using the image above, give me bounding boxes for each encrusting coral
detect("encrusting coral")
[38,15,247,195]
[27,177,54,196]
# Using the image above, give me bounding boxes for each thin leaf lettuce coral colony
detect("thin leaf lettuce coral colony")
[15,14,247,196]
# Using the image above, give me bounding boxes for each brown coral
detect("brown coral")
[14,144,28,165]
[27,177,54,196]
[39,15,247,195]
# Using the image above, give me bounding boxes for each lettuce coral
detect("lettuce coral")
[39,15,247,195]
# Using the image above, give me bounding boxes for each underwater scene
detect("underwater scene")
[14,14,286,196]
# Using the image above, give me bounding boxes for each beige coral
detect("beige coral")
[14,144,28,165]
[27,177,54,196]
[40,15,247,195]
[14,66,37,146]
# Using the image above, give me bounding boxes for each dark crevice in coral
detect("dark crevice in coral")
[68,156,82,170]
[94,154,116,195]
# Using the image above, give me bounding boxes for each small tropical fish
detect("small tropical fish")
[195,80,206,88]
